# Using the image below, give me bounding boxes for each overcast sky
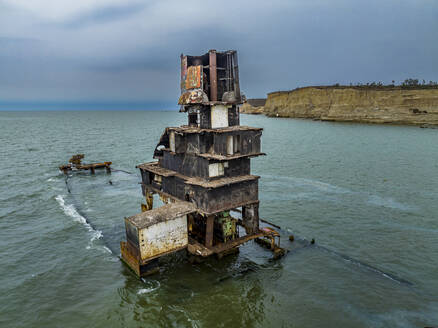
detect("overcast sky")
[1,0,437,109]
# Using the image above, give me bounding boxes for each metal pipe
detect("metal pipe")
[209,49,218,102]
[206,214,214,247]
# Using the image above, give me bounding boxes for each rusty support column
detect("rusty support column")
[146,192,153,210]
[242,203,259,234]
[180,54,187,91]
[205,215,214,248]
[90,167,95,174]
[141,190,153,212]
[232,51,241,102]
[209,49,217,102]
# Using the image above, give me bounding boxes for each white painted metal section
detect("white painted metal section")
[139,215,188,260]
[169,131,175,152]
[211,105,228,128]
[226,136,233,155]
[208,163,224,177]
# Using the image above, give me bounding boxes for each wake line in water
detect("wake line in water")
[61,174,127,255]
[263,222,414,286]
[262,175,416,212]
[55,194,112,254]
[138,279,161,295]
[221,237,413,287]
[111,168,134,175]
[262,174,351,194]
[64,176,71,193]
[55,194,96,232]
[314,245,413,286]
[228,216,413,286]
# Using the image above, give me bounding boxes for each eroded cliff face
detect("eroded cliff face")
[240,103,264,114]
[263,87,438,125]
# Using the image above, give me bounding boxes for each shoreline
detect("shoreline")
[241,86,438,126]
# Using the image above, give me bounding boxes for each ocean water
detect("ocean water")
[0,110,437,328]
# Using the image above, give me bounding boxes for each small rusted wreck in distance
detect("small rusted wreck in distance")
[121,50,284,277]
[60,154,112,174]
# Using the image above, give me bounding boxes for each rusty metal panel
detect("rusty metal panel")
[185,65,202,90]
[205,215,214,247]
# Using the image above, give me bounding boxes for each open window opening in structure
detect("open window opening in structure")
[216,52,236,102]
[188,113,197,126]
[152,174,162,187]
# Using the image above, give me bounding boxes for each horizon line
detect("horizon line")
[0,100,179,111]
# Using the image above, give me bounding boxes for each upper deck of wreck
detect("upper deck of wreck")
[166,125,262,134]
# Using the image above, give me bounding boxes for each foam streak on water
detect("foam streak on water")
[138,279,161,295]
[55,194,104,249]
[262,174,415,212]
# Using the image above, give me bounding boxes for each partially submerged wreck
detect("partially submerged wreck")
[60,154,112,174]
[121,50,284,276]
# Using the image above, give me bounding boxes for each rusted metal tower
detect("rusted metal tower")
[120,50,282,277]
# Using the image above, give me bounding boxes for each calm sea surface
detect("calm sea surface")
[0,110,437,327]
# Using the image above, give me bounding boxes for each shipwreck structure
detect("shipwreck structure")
[121,50,283,277]
[60,154,111,174]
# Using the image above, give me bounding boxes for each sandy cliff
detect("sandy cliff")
[240,102,264,114]
[254,87,438,125]
[240,98,266,115]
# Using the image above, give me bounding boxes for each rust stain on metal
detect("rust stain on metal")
[209,49,218,101]
[185,65,202,90]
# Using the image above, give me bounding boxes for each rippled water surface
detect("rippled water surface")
[0,110,437,327]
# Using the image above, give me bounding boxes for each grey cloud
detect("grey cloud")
[60,2,149,29]
[0,0,437,106]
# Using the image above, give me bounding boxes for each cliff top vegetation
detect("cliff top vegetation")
[269,79,438,95]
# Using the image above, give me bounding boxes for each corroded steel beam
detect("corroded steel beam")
[205,214,214,247]
[209,49,218,101]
